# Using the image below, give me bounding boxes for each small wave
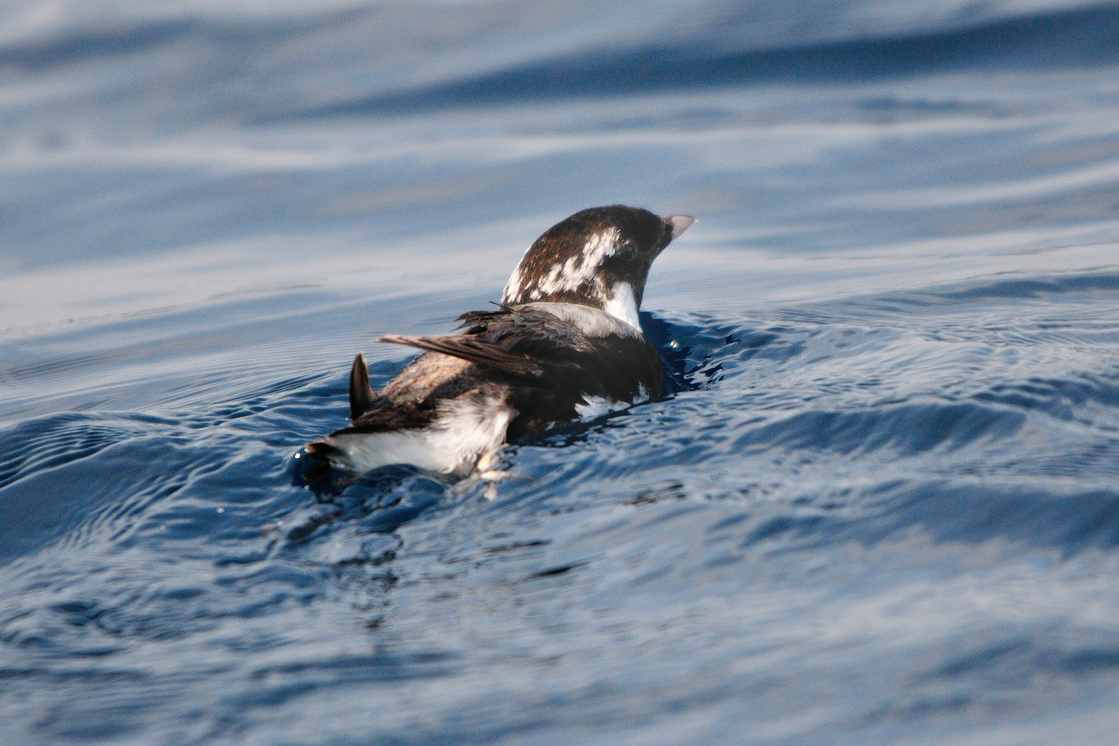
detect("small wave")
[920,272,1119,304]
[0,412,168,491]
[9,1,1108,122]
[872,482,1119,551]
[0,10,359,71]
[732,400,1026,457]
[271,5,1119,120]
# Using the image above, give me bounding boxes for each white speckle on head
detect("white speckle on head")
[502,268,523,304]
[502,227,620,304]
[574,226,619,276]
[602,281,641,331]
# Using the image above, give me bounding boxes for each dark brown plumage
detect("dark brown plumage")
[305,205,694,475]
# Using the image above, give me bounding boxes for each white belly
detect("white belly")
[324,395,513,476]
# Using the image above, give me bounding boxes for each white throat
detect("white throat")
[602,282,641,331]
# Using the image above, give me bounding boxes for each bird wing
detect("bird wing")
[376,334,544,377]
[374,305,663,440]
[376,305,602,378]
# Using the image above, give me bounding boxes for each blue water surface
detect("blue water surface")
[3,1,1119,743]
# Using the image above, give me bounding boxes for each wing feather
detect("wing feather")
[377,334,543,377]
[372,304,663,436]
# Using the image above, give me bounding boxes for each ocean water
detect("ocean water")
[3,1,1119,743]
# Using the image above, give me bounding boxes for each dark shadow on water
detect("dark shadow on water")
[289,456,452,539]
[643,310,774,391]
[640,311,694,394]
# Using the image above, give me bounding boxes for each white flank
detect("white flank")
[327,429,443,473]
[325,393,513,476]
[574,395,630,420]
[602,281,641,330]
[427,394,514,474]
[575,384,651,421]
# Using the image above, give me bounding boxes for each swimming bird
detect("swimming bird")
[305,205,695,475]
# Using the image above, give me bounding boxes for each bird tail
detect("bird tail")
[349,352,376,420]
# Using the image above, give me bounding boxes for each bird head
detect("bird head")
[500,205,695,329]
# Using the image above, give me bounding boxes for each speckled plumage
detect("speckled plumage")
[306,205,694,475]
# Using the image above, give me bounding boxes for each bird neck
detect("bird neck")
[602,281,641,331]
